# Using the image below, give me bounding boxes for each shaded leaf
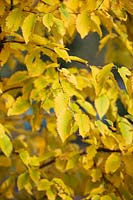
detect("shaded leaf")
[29,168,40,184]
[0,124,13,157]
[43,13,53,31]
[17,172,29,190]
[38,179,51,191]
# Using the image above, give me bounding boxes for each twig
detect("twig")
[10,0,13,10]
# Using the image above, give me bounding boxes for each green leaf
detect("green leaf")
[8,97,30,116]
[59,3,69,19]
[0,124,13,157]
[43,13,53,31]
[22,13,36,43]
[118,117,133,145]
[76,10,91,38]
[74,113,90,138]
[95,94,110,118]
[105,153,121,174]
[57,109,73,142]
[6,8,23,31]
[38,179,51,191]
[77,99,96,116]
[29,168,40,184]
[17,172,29,190]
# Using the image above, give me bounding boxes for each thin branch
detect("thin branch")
[10,0,13,10]
[1,86,23,95]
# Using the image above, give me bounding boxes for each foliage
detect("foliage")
[0,0,133,199]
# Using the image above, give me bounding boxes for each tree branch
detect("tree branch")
[10,0,13,10]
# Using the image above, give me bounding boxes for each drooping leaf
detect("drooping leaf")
[43,13,53,31]
[17,172,29,190]
[74,113,90,138]
[95,94,110,118]
[54,92,69,116]
[59,3,70,19]
[105,153,121,174]
[0,124,13,157]
[19,149,30,166]
[29,167,40,184]
[118,117,133,145]
[57,109,73,142]
[54,47,70,62]
[22,13,36,43]
[76,10,91,38]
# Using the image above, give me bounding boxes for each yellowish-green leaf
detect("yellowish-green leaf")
[38,179,51,191]
[6,71,28,86]
[54,47,70,62]
[19,149,30,166]
[100,195,112,200]
[96,63,114,83]
[76,10,91,38]
[29,156,40,167]
[57,109,73,142]
[8,97,30,116]
[17,172,29,190]
[118,67,131,91]
[91,14,102,37]
[30,34,48,45]
[22,13,36,43]
[105,153,121,174]
[77,99,96,116]
[74,113,90,138]
[118,117,133,145]
[95,94,110,118]
[91,168,102,182]
[66,154,79,170]
[34,75,48,90]
[6,8,23,31]
[69,56,88,65]
[43,13,53,31]
[0,124,13,157]
[29,168,40,184]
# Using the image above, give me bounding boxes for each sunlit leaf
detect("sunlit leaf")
[29,167,40,184]
[95,94,110,118]
[22,13,36,43]
[76,10,91,38]
[105,153,121,174]
[8,97,30,116]
[54,47,70,62]
[57,109,73,142]
[43,13,53,31]
[74,113,90,138]
[19,149,30,166]
[77,99,96,116]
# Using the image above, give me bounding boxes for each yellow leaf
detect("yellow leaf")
[6,71,28,85]
[105,153,121,174]
[54,47,70,62]
[60,68,77,86]
[22,13,36,43]
[69,56,88,65]
[95,94,110,118]
[74,113,90,138]
[17,172,29,190]
[43,13,53,31]
[76,10,91,38]
[30,34,48,45]
[77,99,96,116]
[54,92,69,116]
[38,179,51,191]
[29,168,40,184]
[8,97,30,116]
[57,109,73,142]
[96,63,114,83]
